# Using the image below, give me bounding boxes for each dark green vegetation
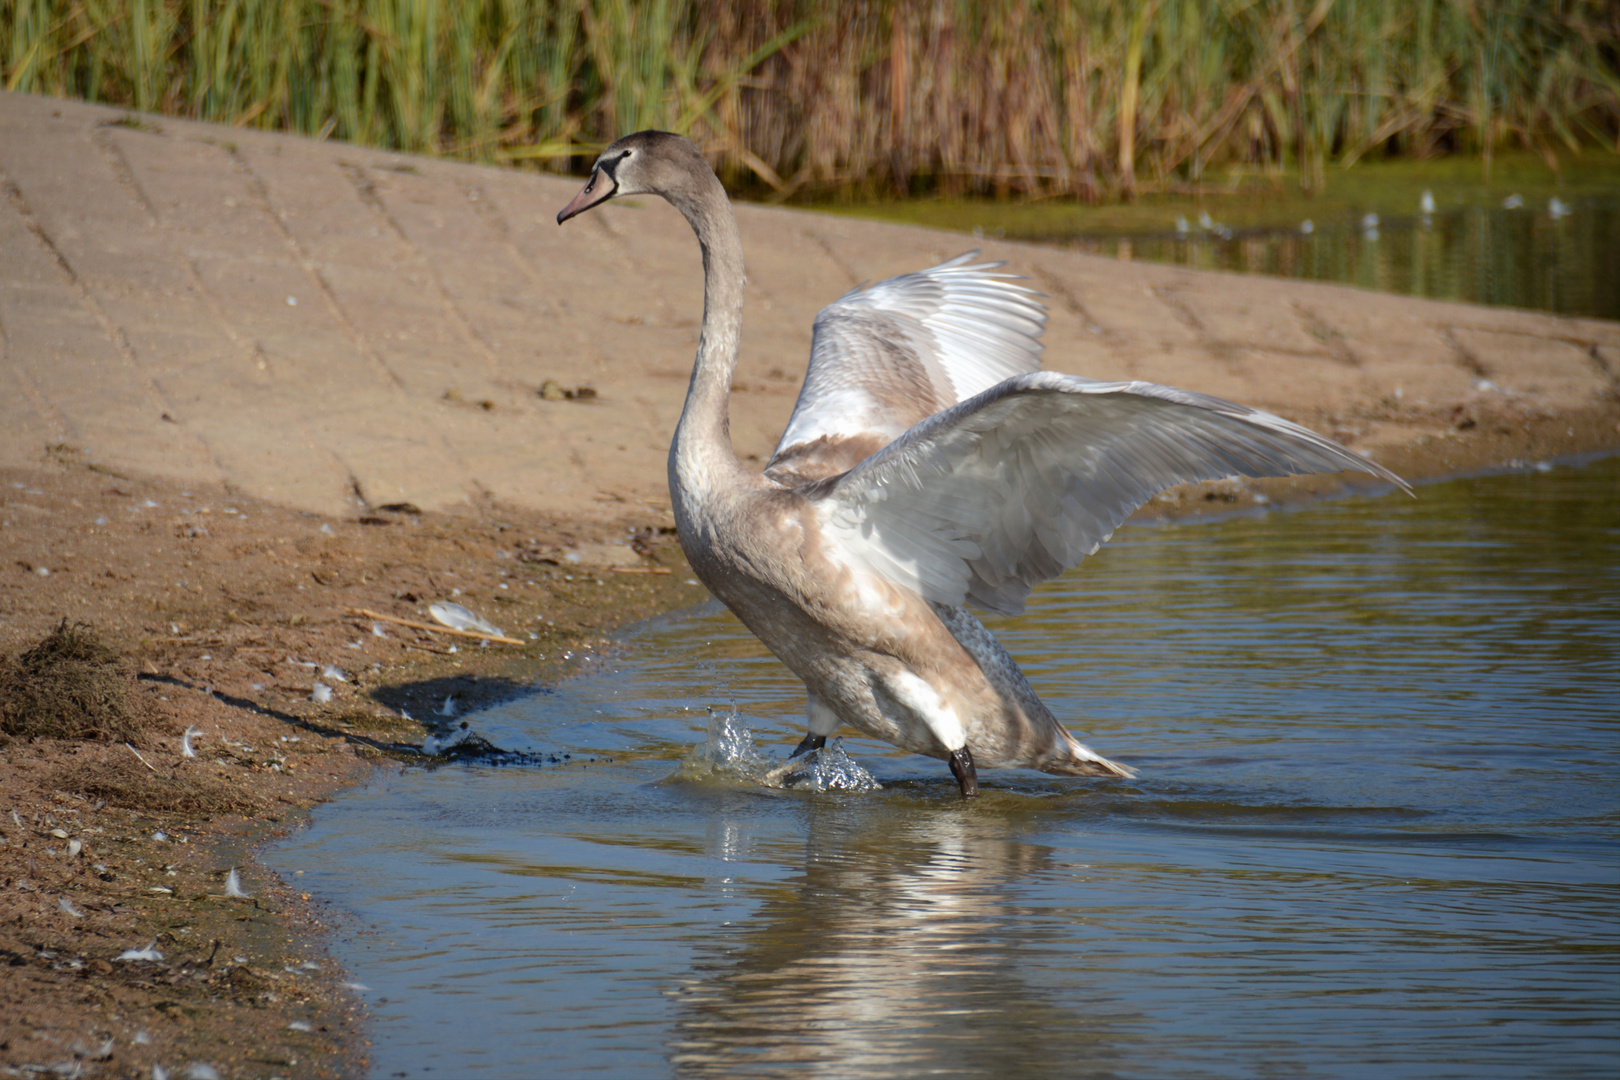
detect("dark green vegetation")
[2,0,1616,200]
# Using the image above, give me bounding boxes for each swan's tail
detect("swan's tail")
[1041,731,1135,778]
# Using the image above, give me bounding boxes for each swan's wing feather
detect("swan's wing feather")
[765,253,1047,484]
[818,372,1410,615]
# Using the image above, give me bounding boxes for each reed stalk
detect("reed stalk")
[2,0,1614,198]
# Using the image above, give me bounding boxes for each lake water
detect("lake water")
[269,457,1620,1078]
[1056,197,1620,323]
[828,154,1620,321]
[1049,195,1620,323]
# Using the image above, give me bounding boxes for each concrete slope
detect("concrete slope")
[2,90,1615,522]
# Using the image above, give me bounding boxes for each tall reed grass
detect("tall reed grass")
[3,0,1615,199]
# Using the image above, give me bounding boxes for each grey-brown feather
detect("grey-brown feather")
[930,602,1131,776]
[828,373,1411,615]
[563,131,1407,784]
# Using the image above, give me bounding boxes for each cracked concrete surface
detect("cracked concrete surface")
[2,90,1616,523]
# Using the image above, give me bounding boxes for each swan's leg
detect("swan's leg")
[948,747,979,798]
[791,734,826,758]
[792,692,839,757]
[883,672,977,797]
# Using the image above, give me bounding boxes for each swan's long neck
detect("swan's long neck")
[668,175,751,510]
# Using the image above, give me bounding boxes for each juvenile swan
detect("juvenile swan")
[558,131,1408,797]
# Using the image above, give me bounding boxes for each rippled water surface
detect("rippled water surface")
[270,459,1620,1078]
[829,153,1620,320]
[1060,196,1620,321]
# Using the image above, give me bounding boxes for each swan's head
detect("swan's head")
[556,131,714,225]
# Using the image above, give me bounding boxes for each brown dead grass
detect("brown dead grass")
[0,620,154,744]
[42,748,264,816]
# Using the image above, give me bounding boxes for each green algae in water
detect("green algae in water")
[816,153,1620,320]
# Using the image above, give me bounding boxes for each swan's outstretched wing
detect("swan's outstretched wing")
[815,372,1411,615]
[765,253,1047,485]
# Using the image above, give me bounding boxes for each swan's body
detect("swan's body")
[559,131,1408,796]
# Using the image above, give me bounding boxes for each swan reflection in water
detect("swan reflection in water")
[667,800,1120,1077]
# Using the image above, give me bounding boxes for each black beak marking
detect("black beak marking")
[556,151,631,225]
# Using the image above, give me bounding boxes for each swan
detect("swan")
[558,131,1409,797]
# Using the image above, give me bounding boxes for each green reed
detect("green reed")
[2,0,1614,198]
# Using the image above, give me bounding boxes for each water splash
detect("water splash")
[675,707,776,784]
[675,708,880,793]
[781,739,883,793]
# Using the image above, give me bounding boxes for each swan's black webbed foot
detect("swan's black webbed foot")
[791,733,827,758]
[948,746,979,798]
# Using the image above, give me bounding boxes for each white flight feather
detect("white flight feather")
[772,253,1046,461]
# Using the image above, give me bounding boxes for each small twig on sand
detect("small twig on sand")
[124,743,160,773]
[347,608,525,646]
[608,566,671,575]
[398,641,458,656]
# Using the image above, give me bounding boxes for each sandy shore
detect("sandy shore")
[1,87,1616,1077]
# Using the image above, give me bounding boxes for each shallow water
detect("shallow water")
[826,153,1620,320]
[1059,196,1619,321]
[270,458,1620,1078]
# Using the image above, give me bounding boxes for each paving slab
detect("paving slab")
[2,90,1616,523]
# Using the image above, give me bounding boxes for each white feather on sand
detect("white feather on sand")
[224,868,251,899]
[117,940,164,962]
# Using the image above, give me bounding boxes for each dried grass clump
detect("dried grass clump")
[0,620,150,743]
[45,752,263,816]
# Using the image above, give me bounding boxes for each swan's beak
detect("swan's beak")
[557,166,616,224]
